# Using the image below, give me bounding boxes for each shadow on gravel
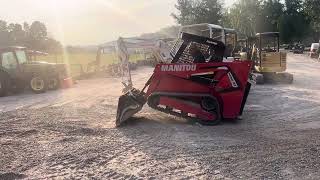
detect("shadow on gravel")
[0,172,26,179]
[0,88,65,113]
[112,116,250,179]
[118,116,189,127]
[120,115,242,128]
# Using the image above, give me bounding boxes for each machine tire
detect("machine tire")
[255,73,264,84]
[48,76,60,90]
[198,97,221,126]
[30,75,47,94]
[250,73,264,85]
[11,81,25,94]
[0,73,9,97]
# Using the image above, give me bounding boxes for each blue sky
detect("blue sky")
[0,0,236,45]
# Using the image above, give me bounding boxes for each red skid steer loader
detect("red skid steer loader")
[116,33,252,126]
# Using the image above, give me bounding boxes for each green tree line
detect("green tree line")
[0,20,62,53]
[172,0,320,43]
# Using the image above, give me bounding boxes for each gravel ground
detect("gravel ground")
[1,53,320,179]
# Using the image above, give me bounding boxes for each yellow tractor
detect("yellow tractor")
[250,32,293,84]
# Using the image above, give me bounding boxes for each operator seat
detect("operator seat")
[189,43,206,63]
[207,42,226,62]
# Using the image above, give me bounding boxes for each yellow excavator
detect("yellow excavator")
[249,32,293,84]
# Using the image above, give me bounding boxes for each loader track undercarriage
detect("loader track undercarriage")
[147,93,221,126]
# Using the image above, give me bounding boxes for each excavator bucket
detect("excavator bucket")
[116,89,146,127]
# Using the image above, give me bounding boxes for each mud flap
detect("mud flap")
[116,89,146,127]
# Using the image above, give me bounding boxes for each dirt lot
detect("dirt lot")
[1,53,320,179]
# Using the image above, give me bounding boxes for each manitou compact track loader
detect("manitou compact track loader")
[116,33,252,127]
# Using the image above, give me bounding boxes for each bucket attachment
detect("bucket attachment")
[116,88,146,127]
